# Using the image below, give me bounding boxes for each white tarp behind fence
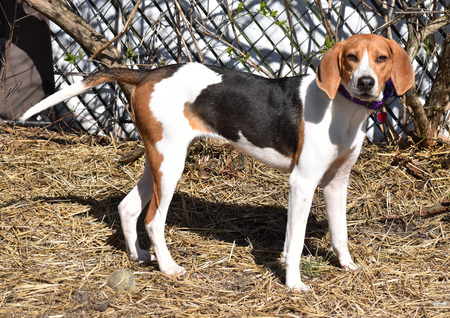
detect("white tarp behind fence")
[46,0,448,141]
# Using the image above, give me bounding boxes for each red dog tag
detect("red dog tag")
[376,111,387,124]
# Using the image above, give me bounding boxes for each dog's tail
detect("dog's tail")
[19,68,149,122]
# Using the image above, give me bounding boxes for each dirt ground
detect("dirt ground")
[1,125,449,317]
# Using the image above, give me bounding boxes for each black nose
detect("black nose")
[357,76,375,91]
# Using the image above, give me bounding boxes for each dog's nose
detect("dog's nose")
[357,76,375,91]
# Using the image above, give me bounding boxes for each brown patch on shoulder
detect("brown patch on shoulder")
[183,103,212,134]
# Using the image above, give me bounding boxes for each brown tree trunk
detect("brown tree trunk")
[404,88,433,144]
[404,25,434,146]
[425,33,450,139]
[402,9,450,146]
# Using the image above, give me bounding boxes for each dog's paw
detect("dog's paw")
[287,281,311,293]
[161,264,186,277]
[129,249,155,263]
[341,261,359,271]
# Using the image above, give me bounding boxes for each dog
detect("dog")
[20,34,414,292]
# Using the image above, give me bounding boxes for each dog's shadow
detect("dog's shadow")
[86,191,332,282]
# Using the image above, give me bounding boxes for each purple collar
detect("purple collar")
[338,78,394,110]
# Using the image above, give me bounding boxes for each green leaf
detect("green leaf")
[126,47,137,60]
[64,50,85,65]
[422,37,432,56]
[226,47,233,57]
[260,1,266,11]
[64,53,77,65]
[320,35,335,54]
[78,49,85,59]
[236,2,244,14]
[325,35,335,48]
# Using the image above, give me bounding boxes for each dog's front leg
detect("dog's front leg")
[322,158,359,270]
[282,167,320,292]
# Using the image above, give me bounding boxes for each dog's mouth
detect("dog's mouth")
[353,92,379,101]
[350,85,383,102]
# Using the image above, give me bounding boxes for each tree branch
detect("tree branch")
[314,0,336,42]
[173,0,205,63]
[90,0,142,61]
[426,33,450,137]
[404,7,450,61]
[22,0,134,99]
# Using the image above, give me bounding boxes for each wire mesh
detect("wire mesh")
[43,0,448,141]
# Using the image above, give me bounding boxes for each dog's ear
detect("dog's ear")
[388,39,415,95]
[316,42,343,100]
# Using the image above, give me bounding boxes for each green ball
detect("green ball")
[107,269,136,292]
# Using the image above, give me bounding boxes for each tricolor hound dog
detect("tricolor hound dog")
[21,34,414,292]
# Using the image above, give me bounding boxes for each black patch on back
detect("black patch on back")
[189,66,304,157]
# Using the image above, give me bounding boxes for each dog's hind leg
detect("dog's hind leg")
[118,160,154,262]
[143,141,191,276]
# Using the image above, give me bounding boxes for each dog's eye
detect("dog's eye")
[347,54,357,62]
[377,55,388,62]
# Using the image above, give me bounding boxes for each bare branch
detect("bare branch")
[314,0,336,42]
[224,0,244,53]
[197,25,273,78]
[335,0,344,38]
[22,0,133,98]
[381,0,395,39]
[90,0,142,61]
[372,15,404,34]
[173,0,205,63]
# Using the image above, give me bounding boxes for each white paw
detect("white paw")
[161,264,186,277]
[341,261,359,271]
[129,249,155,263]
[287,281,311,293]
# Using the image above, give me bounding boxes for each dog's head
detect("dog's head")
[316,34,415,101]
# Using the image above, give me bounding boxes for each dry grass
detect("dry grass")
[1,125,449,317]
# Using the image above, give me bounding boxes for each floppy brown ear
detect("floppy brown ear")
[388,39,415,95]
[316,42,343,99]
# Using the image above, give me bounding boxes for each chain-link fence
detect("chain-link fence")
[44,0,448,141]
